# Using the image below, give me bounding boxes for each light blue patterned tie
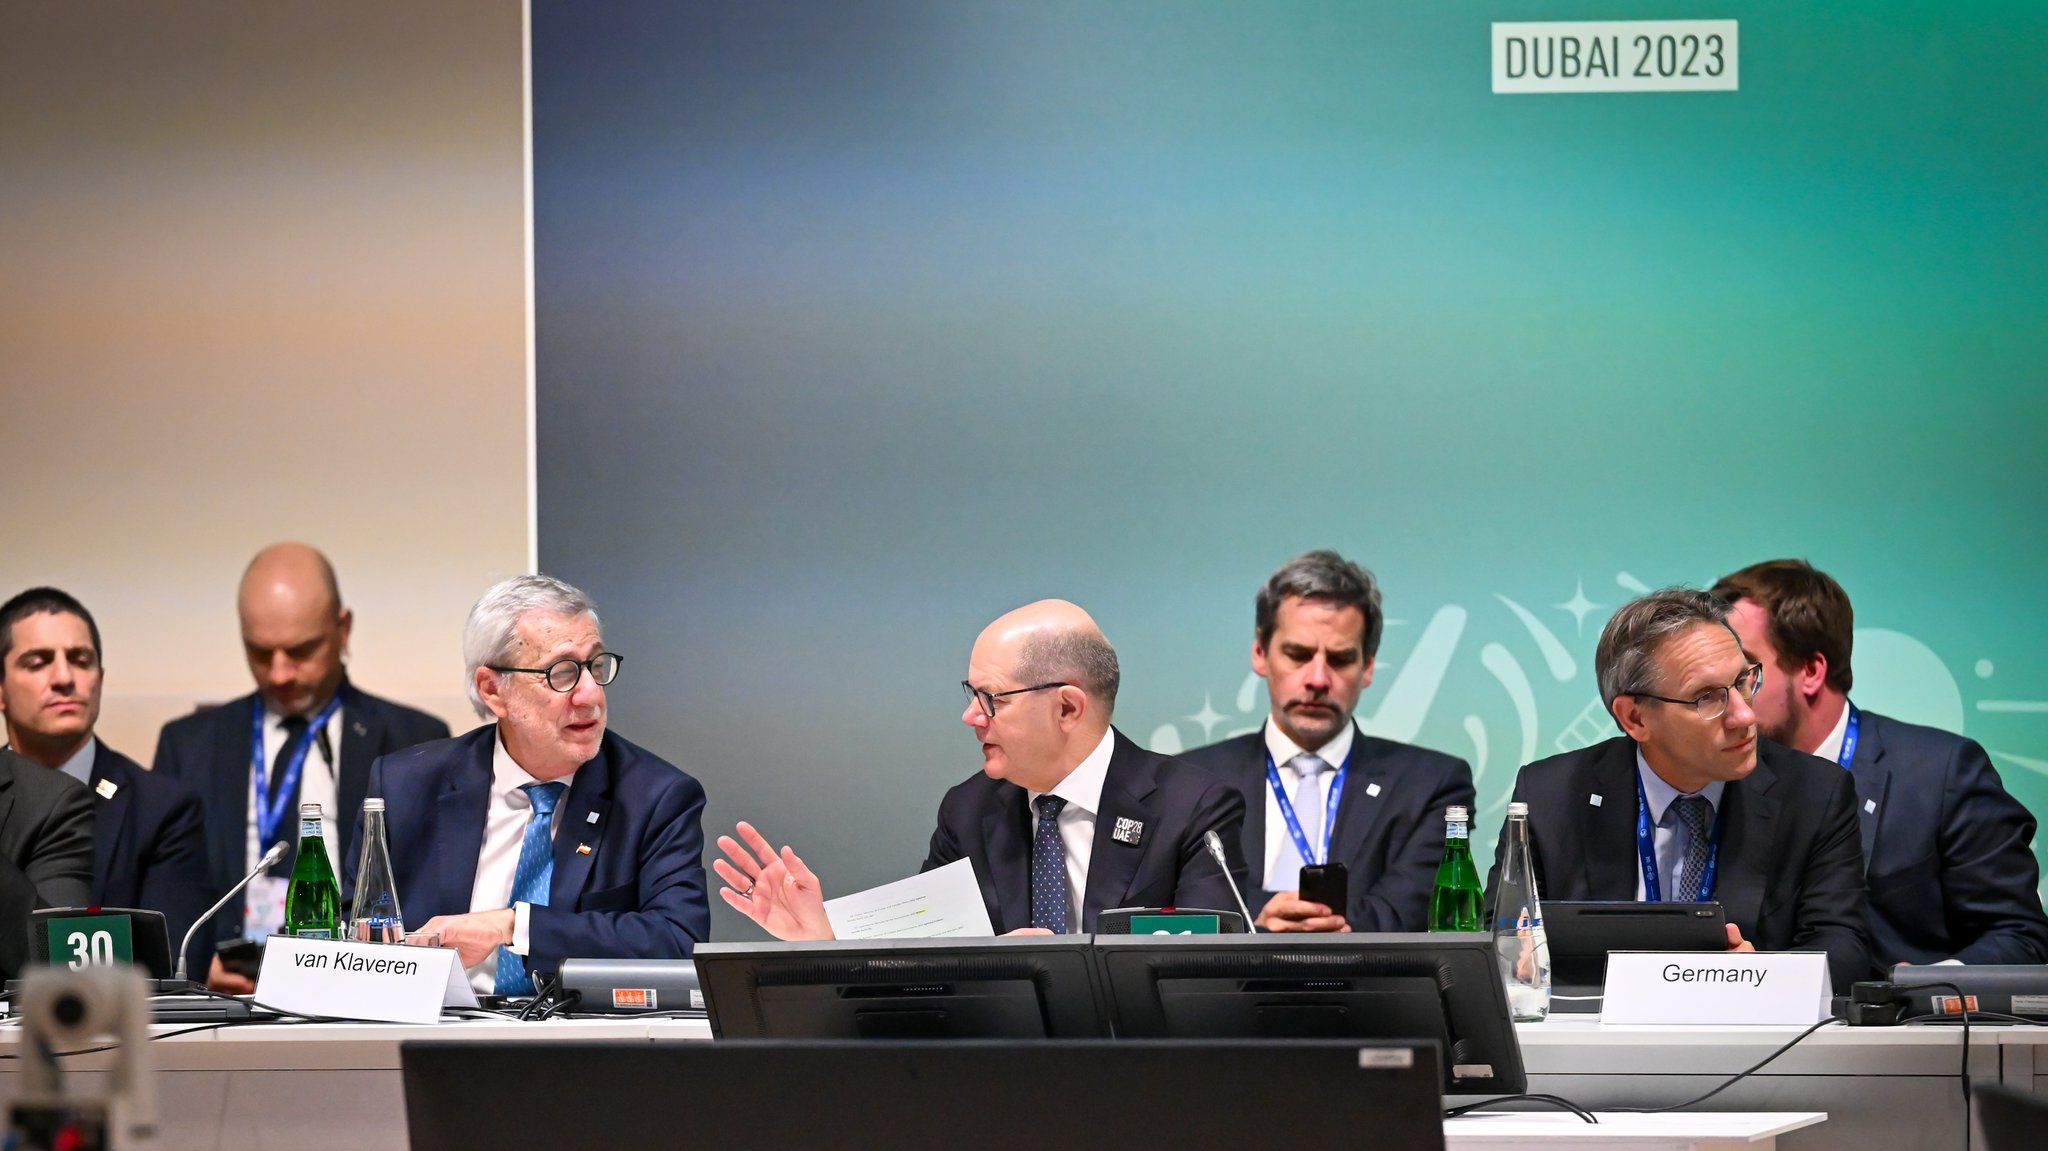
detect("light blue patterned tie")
[1030,795,1069,933]
[1274,754,1328,880]
[494,781,567,996]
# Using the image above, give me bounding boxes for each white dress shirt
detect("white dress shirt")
[1633,749,1726,901]
[1811,700,1853,765]
[1026,727,1116,932]
[244,701,344,934]
[1261,720,1353,890]
[463,729,579,991]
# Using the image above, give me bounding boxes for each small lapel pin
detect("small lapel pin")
[576,843,593,855]
[352,720,369,738]
[1112,817,1144,846]
[1589,793,1604,807]
[1365,782,1382,798]
[586,811,600,824]
[95,779,119,800]
[1864,799,1877,814]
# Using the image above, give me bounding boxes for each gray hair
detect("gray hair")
[1014,628,1121,719]
[463,574,602,716]
[1254,550,1385,659]
[1595,588,1733,723]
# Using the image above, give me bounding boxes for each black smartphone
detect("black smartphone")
[216,938,265,980]
[1298,862,1348,914]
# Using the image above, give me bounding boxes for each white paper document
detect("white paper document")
[823,858,995,939]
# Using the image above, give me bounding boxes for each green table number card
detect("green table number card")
[47,914,135,969]
[1128,914,1222,935]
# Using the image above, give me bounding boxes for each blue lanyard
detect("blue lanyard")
[1263,737,1352,868]
[249,692,346,854]
[1836,703,1860,770]
[1634,769,1721,902]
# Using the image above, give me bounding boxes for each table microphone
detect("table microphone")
[1202,830,1261,933]
[174,840,288,984]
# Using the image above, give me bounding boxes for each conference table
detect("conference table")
[0,1011,2035,1150]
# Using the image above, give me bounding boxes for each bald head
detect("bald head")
[974,600,1121,717]
[963,600,1120,791]
[238,542,352,716]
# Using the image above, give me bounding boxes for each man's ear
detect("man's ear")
[1056,685,1086,734]
[1611,694,1652,743]
[474,666,510,721]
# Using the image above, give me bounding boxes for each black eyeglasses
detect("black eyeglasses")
[1627,662,1763,721]
[489,652,624,693]
[961,680,1066,718]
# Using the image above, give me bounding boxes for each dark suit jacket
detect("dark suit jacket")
[88,745,213,962]
[358,725,709,978]
[1488,736,1871,992]
[1178,724,1475,932]
[0,750,95,978]
[153,679,448,970]
[1850,710,2048,966]
[920,728,1246,933]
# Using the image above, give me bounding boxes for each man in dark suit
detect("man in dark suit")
[1714,559,2048,967]
[356,574,707,994]
[152,544,448,988]
[0,588,213,964]
[1489,588,1870,992]
[716,599,1245,938]
[0,749,94,978]
[1179,551,1474,932]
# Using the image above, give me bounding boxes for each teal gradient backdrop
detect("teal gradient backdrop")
[533,2,2048,940]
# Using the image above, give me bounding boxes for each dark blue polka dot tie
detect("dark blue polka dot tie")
[1030,795,1069,934]
[1674,795,1712,901]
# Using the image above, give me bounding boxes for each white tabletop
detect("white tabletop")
[1446,1111,1827,1149]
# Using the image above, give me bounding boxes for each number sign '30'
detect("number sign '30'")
[46,914,135,969]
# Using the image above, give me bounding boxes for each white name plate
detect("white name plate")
[1602,951,1829,1025]
[1492,21,1739,94]
[255,936,463,1025]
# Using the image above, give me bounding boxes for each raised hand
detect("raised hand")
[713,820,835,941]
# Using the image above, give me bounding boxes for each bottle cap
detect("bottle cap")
[364,798,386,813]
[1507,802,1528,817]
[300,801,323,816]
[1446,805,1469,822]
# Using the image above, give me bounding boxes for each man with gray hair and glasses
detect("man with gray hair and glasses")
[352,574,709,995]
[1485,588,1870,991]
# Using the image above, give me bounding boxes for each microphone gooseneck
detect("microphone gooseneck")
[1202,830,1260,933]
[175,839,289,983]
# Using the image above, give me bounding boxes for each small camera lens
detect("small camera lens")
[53,994,87,1028]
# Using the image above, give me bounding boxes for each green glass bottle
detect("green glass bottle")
[284,802,341,940]
[1429,804,1483,932]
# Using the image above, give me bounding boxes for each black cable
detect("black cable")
[1444,1093,1599,1123]
[535,990,580,1021]
[1897,980,1973,1151]
[1607,1015,1841,1113]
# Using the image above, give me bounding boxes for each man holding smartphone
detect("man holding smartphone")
[1179,551,1475,932]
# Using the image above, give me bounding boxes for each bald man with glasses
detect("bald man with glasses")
[1485,588,1870,992]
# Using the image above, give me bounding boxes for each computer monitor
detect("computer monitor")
[1093,932,1526,1095]
[403,1039,1448,1151]
[695,936,1108,1039]
[1542,901,1727,1013]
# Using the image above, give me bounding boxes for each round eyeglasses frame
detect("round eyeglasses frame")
[961,680,1066,719]
[1625,661,1763,721]
[488,652,624,693]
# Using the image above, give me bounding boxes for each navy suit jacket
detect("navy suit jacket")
[88,745,213,961]
[359,725,709,978]
[1177,724,1475,932]
[0,750,94,978]
[153,680,448,969]
[920,728,1246,933]
[1849,709,2048,966]
[1489,735,1871,992]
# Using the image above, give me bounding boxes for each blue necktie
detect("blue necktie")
[1030,795,1069,934]
[1273,754,1328,880]
[494,781,567,996]
[1673,795,1712,902]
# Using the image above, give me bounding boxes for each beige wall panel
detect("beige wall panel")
[0,2,530,758]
